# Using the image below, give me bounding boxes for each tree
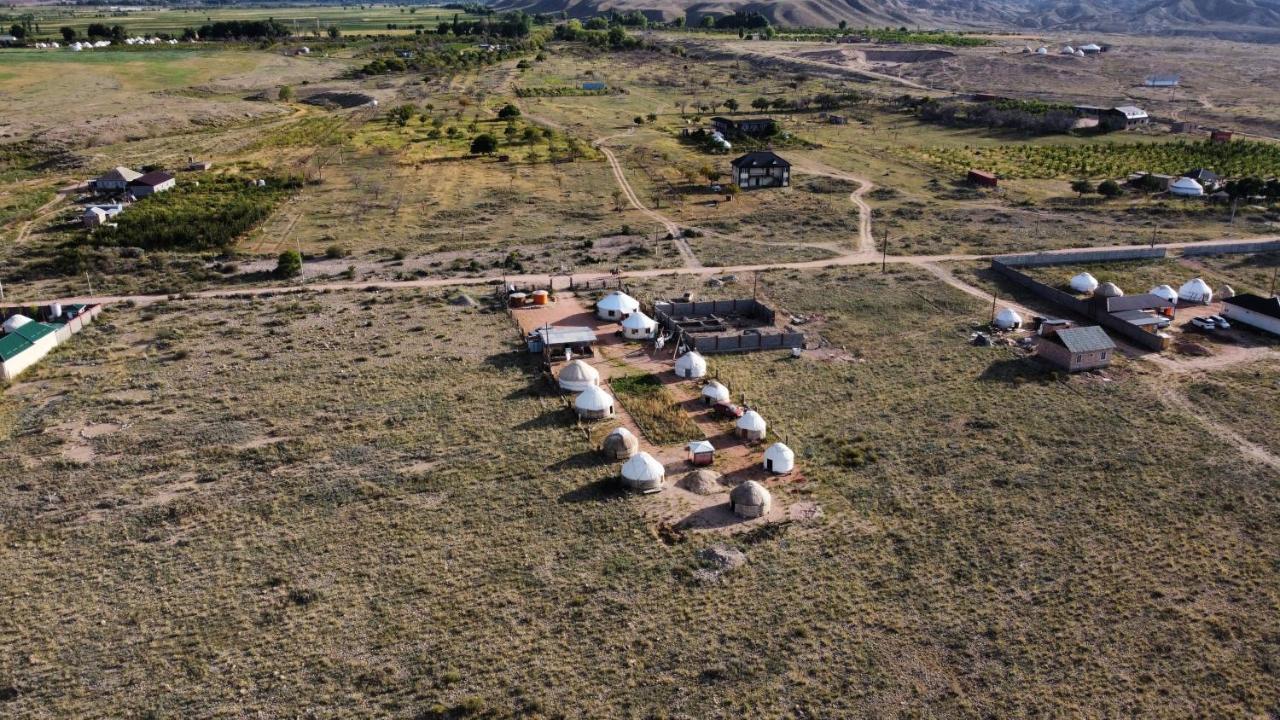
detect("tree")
[327,25,341,39]
[633,116,644,125]
[751,97,770,111]
[470,133,498,154]
[275,250,302,278]
[724,98,739,112]
[1070,179,1093,198]
[497,103,521,120]
[278,85,294,102]
[9,24,26,40]
[839,20,849,30]
[60,26,76,42]
[700,16,716,28]
[1097,179,1123,198]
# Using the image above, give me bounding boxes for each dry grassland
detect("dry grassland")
[1,268,1277,717]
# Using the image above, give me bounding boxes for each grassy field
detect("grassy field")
[1,269,1277,716]
[9,5,481,40]
[1179,361,1280,457]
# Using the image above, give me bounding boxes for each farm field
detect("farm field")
[1,269,1277,716]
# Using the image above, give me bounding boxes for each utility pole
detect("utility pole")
[881,228,889,273]
[85,271,94,297]
[0,279,5,304]
[990,290,998,324]
[1271,265,1278,297]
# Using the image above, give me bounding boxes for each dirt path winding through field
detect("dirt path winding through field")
[790,157,877,255]
[1153,381,1280,471]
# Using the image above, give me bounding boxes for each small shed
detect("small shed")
[674,350,707,379]
[687,440,715,466]
[620,451,665,492]
[621,311,657,340]
[596,290,639,321]
[968,169,998,188]
[574,385,615,420]
[763,442,795,474]
[736,410,767,441]
[558,359,600,392]
[1036,325,1115,372]
[1210,130,1234,144]
[601,427,639,460]
[729,480,772,519]
[701,380,730,405]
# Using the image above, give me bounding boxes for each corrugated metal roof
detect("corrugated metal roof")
[0,333,33,361]
[1055,326,1115,353]
[12,322,59,344]
[534,326,598,346]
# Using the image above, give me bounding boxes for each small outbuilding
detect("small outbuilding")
[596,290,639,321]
[736,410,767,441]
[620,451,665,492]
[1035,325,1115,372]
[574,385,615,420]
[601,426,640,460]
[729,480,772,519]
[1221,294,1280,336]
[701,380,730,405]
[558,359,600,392]
[687,440,715,466]
[763,442,795,474]
[1070,272,1099,293]
[1178,277,1213,304]
[968,169,998,188]
[128,171,176,197]
[674,350,707,379]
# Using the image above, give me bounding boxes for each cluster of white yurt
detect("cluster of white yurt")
[1070,272,1099,293]
[736,410,767,441]
[620,451,665,491]
[574,385,615,420]
[763,443,794,474]
[993,307,1023,330]
[558,359,599,392]
[1178,277,1213,304]
[701,380,730,405]
[620,310,657,340]
[674,350,707,379]
[601,427,639,460]
[33,42,62,49]
[1096,282,1124,298]
[729,480,772,519]
[596,290,639,321]
[1149,284,1179,304]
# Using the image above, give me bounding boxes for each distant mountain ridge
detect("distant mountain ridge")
[491,0,1280,37]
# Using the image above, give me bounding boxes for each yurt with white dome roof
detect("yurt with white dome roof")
[1096,282,1124,298]
[674,350,707,379]
[557,359,599,392]
[1070,272,1099,294]
[574,385,615,420]
[701,380,730,405]
[993,308,1023,330]
[601,427,639,460]
[729,480,772,519]
[620,310,658,340]
[1149,284,1179,305]
[596,290,639,321]
[1179,278,1213,304]
[620,451,665,491]
[763,443,795,474]
[736,410,767,441]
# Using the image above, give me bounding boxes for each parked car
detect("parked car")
[1189,317,1217,332]
[1207,315,1231,329]
[712,401,744,419]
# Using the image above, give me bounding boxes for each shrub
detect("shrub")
[275,250,302,278]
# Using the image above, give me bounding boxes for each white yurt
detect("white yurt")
[736,410,767,441]
[1070,272,1100,293]
[574,385,615,420]
[1061,46,1075,54]
[729,480,772,519]
[763,442,795,474]
[1218,284,1236,299]
[596,290,640,321]
[2,314,33,334]
[701,380,730,405]
[993,307,1023,330]
[1035,46,1049,55]
[1170,177,1205,197]
[601,427,640,460]
[1074,49,1086,57]
[558,359,600,392]
[620,451,665,491]
[621,311,657,340]
[1178,277,1213,304]
[1149,284,1179,304]
[1096,282,1125,298]
[674,350,707,379]
[1022,45,1032,53]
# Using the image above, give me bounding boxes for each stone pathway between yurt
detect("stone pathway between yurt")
[511,294,798,534]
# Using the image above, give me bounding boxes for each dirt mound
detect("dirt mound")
[679,468,726,495]
[694,545,747,583]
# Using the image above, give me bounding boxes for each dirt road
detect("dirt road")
[593,131,702,269]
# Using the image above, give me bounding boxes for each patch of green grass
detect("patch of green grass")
[609,372,701,445]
